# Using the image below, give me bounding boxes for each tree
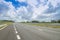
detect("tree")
[57,20,60,23]
[51,20,56,23]
[31,20,40,23]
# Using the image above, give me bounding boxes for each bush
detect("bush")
[31,20,40,23]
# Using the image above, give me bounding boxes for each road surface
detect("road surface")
[0,23,60,40]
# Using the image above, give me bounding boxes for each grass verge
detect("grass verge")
[0,22,13,30]
[24,23,60,28]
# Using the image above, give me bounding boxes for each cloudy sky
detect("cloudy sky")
[0,0,60,22]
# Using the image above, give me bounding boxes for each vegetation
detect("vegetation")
[57,20,60,23]
[0,20,14,25]
[0,20,13,29]
[21,19,60,23]
[31,20,40,23]
[51,20,60,23]
[22,20,60,28]
[25,23,60,28]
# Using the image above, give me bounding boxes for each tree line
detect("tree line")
[21,20,60,23]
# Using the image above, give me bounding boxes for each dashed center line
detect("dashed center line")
[17,35,21,39]
[16,30,18,34]
[13,24,21,40]
[15,28,17,31]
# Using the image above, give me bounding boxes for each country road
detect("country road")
[0,23,60,40]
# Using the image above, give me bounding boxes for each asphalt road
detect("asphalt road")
[0,24,17,40]
[0,23,60,40]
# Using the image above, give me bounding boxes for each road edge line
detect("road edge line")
[0,24,8,30]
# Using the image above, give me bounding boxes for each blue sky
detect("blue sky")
[0,0,60,22]
[5,0,28,8]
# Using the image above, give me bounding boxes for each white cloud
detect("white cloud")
[17,6,28,14]
[31,4,49,19]
[0,0,18,21]
[48,0,60,8]
[15,0,26,2]
[27,0,38,7]
[0,0,4,2]
[0,0,60,22]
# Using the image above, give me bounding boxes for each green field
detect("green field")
[0,20,13,29]
[25,23,60,28]
[0,20,13,25]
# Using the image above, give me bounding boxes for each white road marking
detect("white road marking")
[0,24,7,27]
[17,35,21,39]
[16,30,18,34]
[13,24,21,40]
[14,25,16,31]
[38,29,43,31]
[14,26,18,34]
[15,28,16,31]
[0,24,8,30]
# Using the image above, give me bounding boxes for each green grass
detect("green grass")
[0,21,13,25]
[4,22,13,25]
[25,23,60,28]
[0,21,13,29]
[0,20,13,25]
[0,26,4,29]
